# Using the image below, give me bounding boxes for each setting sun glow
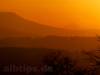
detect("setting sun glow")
[1,0,100,30]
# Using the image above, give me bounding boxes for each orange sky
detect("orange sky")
[1,0,100,29]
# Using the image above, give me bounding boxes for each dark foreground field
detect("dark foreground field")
[0,47,100,75]
[0,47,66,75]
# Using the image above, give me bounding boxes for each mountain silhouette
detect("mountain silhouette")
[0,12,99,38]
[0,12,99,48]
[31,36,98,50]
[0,12,69,38]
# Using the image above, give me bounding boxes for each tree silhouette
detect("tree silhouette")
[41,50,89,75]
[82,50,100,75]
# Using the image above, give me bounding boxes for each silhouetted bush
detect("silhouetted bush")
[82,50,100,75]
[41,50,90,75]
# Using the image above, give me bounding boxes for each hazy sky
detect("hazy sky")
[1,0,100,29]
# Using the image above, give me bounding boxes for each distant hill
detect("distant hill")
[0,12,99,38]
[0,12,69,38]
[0,36,98,51]
[0,12,99,49]
[31,36,98,50]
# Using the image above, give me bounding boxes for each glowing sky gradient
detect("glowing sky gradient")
[1,0,100,29]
